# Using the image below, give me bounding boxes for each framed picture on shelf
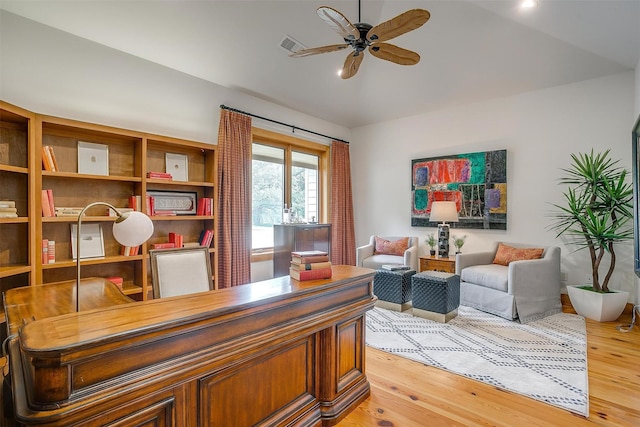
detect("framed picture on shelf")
[148,190,197,215]
[78,141,109,176]
[165,152,189,182]
[70,223,105,260]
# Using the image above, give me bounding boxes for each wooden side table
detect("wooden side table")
[419,256,456,273]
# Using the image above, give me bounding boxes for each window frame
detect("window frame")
[251,127,330,257]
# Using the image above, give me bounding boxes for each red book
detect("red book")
[41,190,52,217]
[201,230,213,248]
[196,199,205,216]
[289,267,332,281]
[42,239,48,264]
[152,242,176,249]
[129,195,138,210]
[205,198,212,216]
[46,189,55,215]
[147,172,172,180]
[47,240,55,264]
[146,195,153,215]
[106,276,124,290]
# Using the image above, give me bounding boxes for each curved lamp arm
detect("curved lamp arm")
[76,202,154,311]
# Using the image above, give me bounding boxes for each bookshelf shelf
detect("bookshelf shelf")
[42,255,146,269]
[0,265,32,278]
[147,179,215,187]
[42,171,143,183]
[42,216,120,223]
[150,215,213,221]
[0,217,29,224]
[0,164,29,174]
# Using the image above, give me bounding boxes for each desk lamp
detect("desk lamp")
[75,202,154,311]
[429,201,459,258]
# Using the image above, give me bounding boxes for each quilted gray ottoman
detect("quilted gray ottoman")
[373,269,416,312]
[412,271,460,322]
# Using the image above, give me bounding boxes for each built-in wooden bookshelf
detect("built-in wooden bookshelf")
[0,102,37,327]
[1,101,217,315]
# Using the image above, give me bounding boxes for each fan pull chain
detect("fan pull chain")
[617,304,640,332]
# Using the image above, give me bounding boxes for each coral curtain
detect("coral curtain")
[216,109,252,288]
[330,141,356,265]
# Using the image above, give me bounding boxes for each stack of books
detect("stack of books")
[198,229,214,247]
[168,232,184,248]
[146,171,172,180]
[41,145,59,171]
[128,195,142,211]
[0,200,18,218]
[121,245,141,256]
[289,250,332,281]
[41,239,55,264]
[196,197,213,216]
[41,189,55,217]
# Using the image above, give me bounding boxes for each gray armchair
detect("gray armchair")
[356,235,419,271]
[455,242,561,323]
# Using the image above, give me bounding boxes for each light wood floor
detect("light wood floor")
[338,299,640,427]
[1,301,638,426]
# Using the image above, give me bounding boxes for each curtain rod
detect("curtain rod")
[219,105,349,144]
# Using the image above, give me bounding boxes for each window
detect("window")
[251,128,329,250]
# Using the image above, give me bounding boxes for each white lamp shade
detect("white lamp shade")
[429,201,459,223]
[112,211,154,246]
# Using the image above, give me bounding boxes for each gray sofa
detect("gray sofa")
[356,235,419,272]
[455,242,562,323]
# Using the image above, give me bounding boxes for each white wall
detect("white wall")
[350,71,637,299]
[636,58,640,116]
[0,11,350,146]
[635,58,640,305]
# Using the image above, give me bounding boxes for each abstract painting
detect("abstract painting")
[411,149,507,229]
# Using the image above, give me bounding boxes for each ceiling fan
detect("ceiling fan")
[289,1,430,79]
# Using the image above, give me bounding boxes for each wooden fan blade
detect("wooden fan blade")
[317,6,360,41]
[289,44,348,58]
[369,43,420,65]
[367,9,430,43]
[341,52,364,79]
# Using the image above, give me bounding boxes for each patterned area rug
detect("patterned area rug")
[366,306,588,416]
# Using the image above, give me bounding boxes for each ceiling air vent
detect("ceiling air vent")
[279,35,306,54]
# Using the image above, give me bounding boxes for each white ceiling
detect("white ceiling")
[1,1,638,128]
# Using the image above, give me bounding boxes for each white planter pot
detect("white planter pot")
[566,285,629,322]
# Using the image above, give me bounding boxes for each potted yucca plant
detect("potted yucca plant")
[549,149,633,321]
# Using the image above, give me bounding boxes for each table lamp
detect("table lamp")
[429,201,459,258]
[76,201,154,311]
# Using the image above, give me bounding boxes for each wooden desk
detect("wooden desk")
[3,278,133,337]
[4,266,375,426]
[419,256,456,273]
